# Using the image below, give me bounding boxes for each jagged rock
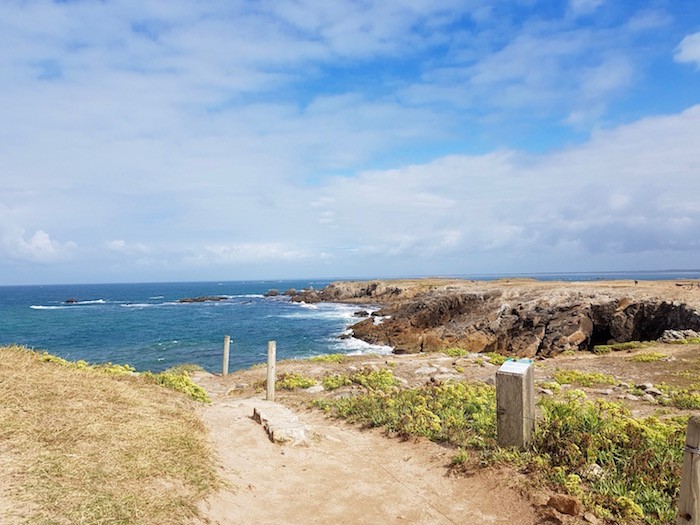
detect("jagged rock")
[353,310,370,317]
[645,387,663,396]
[283,288,297,296]
[263,289,279,297]
[311,279,700,358]
[290,289,321,303]
[583,512,600,524]
[636,382,654,391]
[65,298,78,304]
[642,393,656,403]
[658,329,700,342]
[538,388,554,396]
[547,494,582,516]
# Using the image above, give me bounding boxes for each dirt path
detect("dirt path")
[192,374,539,525]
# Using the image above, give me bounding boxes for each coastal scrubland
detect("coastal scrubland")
[215,336,700,525]
[3,339,699,524]
[0,345,219,525]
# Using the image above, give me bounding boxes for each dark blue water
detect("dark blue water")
[0,280,389,373]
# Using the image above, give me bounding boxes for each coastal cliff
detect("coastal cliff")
[294,279,700,357]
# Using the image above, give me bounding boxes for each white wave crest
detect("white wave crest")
[331,337,393,356]
[74,299,107,305]
[30,305,69,310]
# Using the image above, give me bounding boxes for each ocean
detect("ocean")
[2,271,699,373]
[0,280,390,373]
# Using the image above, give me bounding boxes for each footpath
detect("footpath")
[191,372,539,525]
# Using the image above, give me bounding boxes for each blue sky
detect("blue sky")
[1,0,699,284]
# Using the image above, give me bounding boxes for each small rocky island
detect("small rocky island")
[290,278,700,357]
[178,296,228,303]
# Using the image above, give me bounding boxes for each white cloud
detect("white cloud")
[105,240,151,255]
[568,0,606,17]
[0,224,76,263]
[675,32,700,68]
[184,243,331,265]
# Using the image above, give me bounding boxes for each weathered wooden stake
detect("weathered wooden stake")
[677,416,700,524]
[266,340,276,402]
[496,359,535,450]
[222,335,231,376]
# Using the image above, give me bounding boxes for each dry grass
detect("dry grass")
[0,345,220,525]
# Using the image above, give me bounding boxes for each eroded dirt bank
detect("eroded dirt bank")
[293,279,700,356]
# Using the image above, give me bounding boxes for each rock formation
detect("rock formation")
[303,279,700,357]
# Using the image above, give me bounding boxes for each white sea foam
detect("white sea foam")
[279,302,379,322]
[121,303,155,309]
[30,305,69,310]
[74,299,106,305]
[331,337,393,356]
[149,296,164,300]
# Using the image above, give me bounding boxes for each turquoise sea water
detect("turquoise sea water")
[0,280,390,373]
[2,272,698,373]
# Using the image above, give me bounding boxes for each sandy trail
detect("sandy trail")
[193,374,538,525]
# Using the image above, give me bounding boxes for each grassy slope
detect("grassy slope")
[0,345,219,525]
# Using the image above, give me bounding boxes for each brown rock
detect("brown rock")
[547,494,582,516]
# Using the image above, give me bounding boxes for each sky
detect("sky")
[1,0,700,285]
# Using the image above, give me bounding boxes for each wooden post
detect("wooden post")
[496,359,535,450]
[266,340,276,402]
[222,335,231,376]
[677,416,700,524]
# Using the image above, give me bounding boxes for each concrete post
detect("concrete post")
[496,359,535,450]
[266,340,276,402]
[677,416,700,524]
[222,335,231,376]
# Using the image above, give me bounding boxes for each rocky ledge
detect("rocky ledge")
[293,278,700,358]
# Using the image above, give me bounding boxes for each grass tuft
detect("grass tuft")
[309,353,347,363]
[629,352,667,363]
[553,369,616,387]
[0,345,219,525]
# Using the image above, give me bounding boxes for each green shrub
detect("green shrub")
[553,369,616,387]
[314,380,496,449]
[322,374,353,390]
[592,341,651,353]
[668,337,700,345]
[482,352,508,365]
[276,373,316,390]
[629,352,667,363]
[310,353,347,363]
[350,367,399,392]
[143,371,211,403]
[444,347,468,357]
[666,390,700,410]
[534,394,686,524]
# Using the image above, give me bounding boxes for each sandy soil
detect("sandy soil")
[192,373,540,525]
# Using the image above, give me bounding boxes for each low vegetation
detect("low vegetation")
[667,337,700,345]
[629,352,667,363]
[552,369,617,387]
[592,341,652,354]
[482,351,508,365]
[0,345,219,525]
[276,372,317,390]
[309,353,347,363]
[313,363,688,524]
[443,347,468,357]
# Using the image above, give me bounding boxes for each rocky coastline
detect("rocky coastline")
[290,278,700,357]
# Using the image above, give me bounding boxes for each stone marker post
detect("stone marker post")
[496,359,535,449]
[677,416,700,524]
[222,335,231,376]
[266,340,277,402]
